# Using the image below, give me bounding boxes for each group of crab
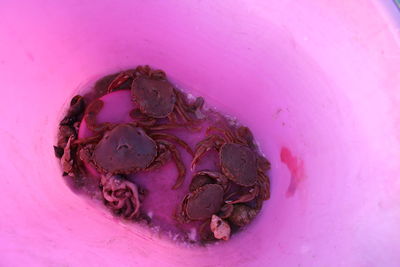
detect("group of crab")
[54,66,271,243]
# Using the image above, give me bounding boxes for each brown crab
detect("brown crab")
[106,65,204,125]
[183,125,271,239]
[178,170,234,218]
[191,125,271,200]
[188,171,262,217]
[100,174,141,219]
[177,183,224,223]
[176,171,235,241]
[75,99,193,189]
[177,168,267,241]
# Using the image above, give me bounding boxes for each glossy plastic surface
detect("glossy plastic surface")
[1,0,399,266]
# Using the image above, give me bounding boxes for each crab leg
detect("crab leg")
[174,103,189,123]
[170,147,186,190]
[147,123,187,131]
[191,135,224,170]
[257,171,271,200]
[84,99,112,132]
[174,89,195,123]
[218,204,234,219]
[158,140,186,190]
[235,126,255,146]
[73,134,102,145]
[149,69,166,79]
[149,133,194,156]
[146,143,171,171]
[257,155,271,171]
[167,112,178,123]
[206,126,237,144]
[129,109,158,127]
[107,70,135,93]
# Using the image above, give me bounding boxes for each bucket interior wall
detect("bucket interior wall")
[1,1,400,266]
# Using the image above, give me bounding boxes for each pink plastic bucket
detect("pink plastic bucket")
[1,1,400,266]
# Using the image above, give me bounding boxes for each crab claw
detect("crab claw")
[225,186,259,204]
[191,135,223,170]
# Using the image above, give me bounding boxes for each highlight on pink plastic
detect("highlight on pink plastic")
[0,0,399,266]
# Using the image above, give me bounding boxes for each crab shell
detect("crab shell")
[131,76,176,118]
[219,143,258,187]
[92,124,157,174]
[189,173,214,192]
[182,184,224,221]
